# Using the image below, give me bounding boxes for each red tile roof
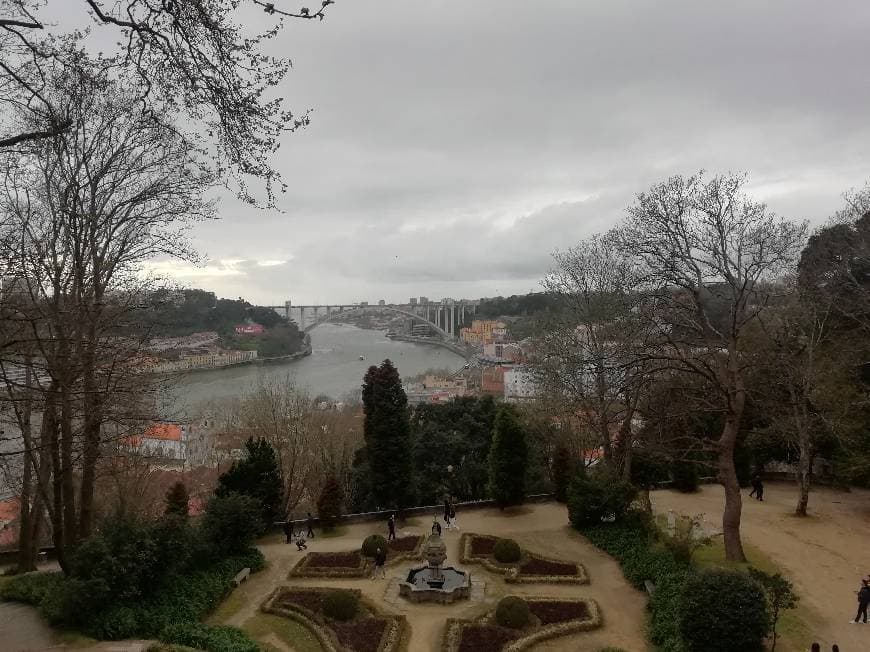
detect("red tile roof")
[143,423,183,442]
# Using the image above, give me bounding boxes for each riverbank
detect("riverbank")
[386,333,473,359]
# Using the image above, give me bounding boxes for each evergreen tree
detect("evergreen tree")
[317,477,344,531]
[488,406,528,508]
[216,437,283,529]
[551,445,574,503]
[164,481,190,517]
[362,359,413,509]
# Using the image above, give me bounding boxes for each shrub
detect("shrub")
[551,445,574,503]
[201,493,264,557]
[492,538,522,564]
[488,406,528,508]
[495,596,530,629]
[678,569,768,652]
[567,467,637,528]
[361,534,387,558]
[0,571,65,606]
[322,590,359,621]
[671,459,699,492]
[317,477,344,530]
[160,622,259,652]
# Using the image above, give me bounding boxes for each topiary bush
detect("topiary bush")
[322,590,359,622]
[671,459,699,493]
[495,596,531,629]
[678,569,768,652]
[492,538,522,563]
[361,534,388,558]
[567,467,637,528]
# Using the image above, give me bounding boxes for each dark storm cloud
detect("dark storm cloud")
[96,1,870,303]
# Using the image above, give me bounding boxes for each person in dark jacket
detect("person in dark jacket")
[306,512,315,538]
[282,518,294,544]
[749,474,764,501]
[371,547,387,579]
[387,513,396,541]
[431,515,442,536]
[443,498,451,524]
[854,579,870,623]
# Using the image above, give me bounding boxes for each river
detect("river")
[170,323,465,415]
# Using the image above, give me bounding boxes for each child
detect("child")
[295,532,308,551]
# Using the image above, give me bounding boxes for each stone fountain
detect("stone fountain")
[399,532,471,604]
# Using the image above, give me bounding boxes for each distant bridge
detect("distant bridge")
[263,300,478,341]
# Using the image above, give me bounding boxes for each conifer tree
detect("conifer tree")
[164,481,190,517]
[362,360,413,509]
[488,407,528,508]
[216,437,283,528]
[317,477,344,531]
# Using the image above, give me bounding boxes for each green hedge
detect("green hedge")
[0,548,264,644]
[160,622,259,652]
[580,515,689,652]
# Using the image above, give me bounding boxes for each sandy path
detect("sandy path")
[652,482,870,652]
[223,503,650,651]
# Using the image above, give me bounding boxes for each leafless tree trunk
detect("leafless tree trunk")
[617,172,806,561]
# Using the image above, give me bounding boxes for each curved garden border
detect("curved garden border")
[441,597,601,652]
[459,533,589,584]
[289,535,425,579]
[262,586,408,652]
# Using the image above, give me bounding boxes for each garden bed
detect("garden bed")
[459,534,588,584]
[289,536,424,579]
[441,597,601,652]
[262,587,406,652]
[289,552,370,578]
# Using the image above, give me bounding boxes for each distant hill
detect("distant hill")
[146,288,305,357]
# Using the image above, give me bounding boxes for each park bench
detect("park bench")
[644,580,656,595]
[232,567,251,587]
[36,551,48,564]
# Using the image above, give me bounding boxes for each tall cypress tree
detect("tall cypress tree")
[362,359,413,509]
[488,406,528,508]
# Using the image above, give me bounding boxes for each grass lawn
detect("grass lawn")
[242,613,323,652]
[204,586,248,625]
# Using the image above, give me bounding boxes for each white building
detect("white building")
[503,366,538,401]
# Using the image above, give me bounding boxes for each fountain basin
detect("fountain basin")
[399,566,471,604]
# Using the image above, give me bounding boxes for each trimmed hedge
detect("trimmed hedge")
[361,534,388,558]
[580,514,689,652]
[160,622,259,652]
[678,569,768,652]
[493,538,522,564]
[495,596,531,629]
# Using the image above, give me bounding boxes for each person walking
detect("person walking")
[371,547,387,580]
[443,498,451,525]
[431,515,442,536]
[853,579,870,623]
[749,474,764,501]
[449,503,458,531]
[306,512,315,538]
[387,513,396,541]
[282,518,294,544]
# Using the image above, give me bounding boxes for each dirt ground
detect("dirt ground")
[652,482,870,652]
[219,502,650,652]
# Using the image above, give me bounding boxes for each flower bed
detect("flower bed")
[459,533,588,584]
[289,552,370,578]
[262,587,406,652]
[441,597,601,652]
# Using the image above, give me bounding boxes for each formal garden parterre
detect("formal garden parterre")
[289,535,424,578]
[441,596,601,652]
[262,586,407,652]
[459,533,588,584]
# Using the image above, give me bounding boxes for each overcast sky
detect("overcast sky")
[140,2,870,304]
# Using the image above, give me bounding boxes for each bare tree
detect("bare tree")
[1,0,335,203]
[532,233,651,478]
[0,59,212,568]
[617,172,806,561]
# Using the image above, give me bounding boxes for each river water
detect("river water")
[170,323,465,415]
